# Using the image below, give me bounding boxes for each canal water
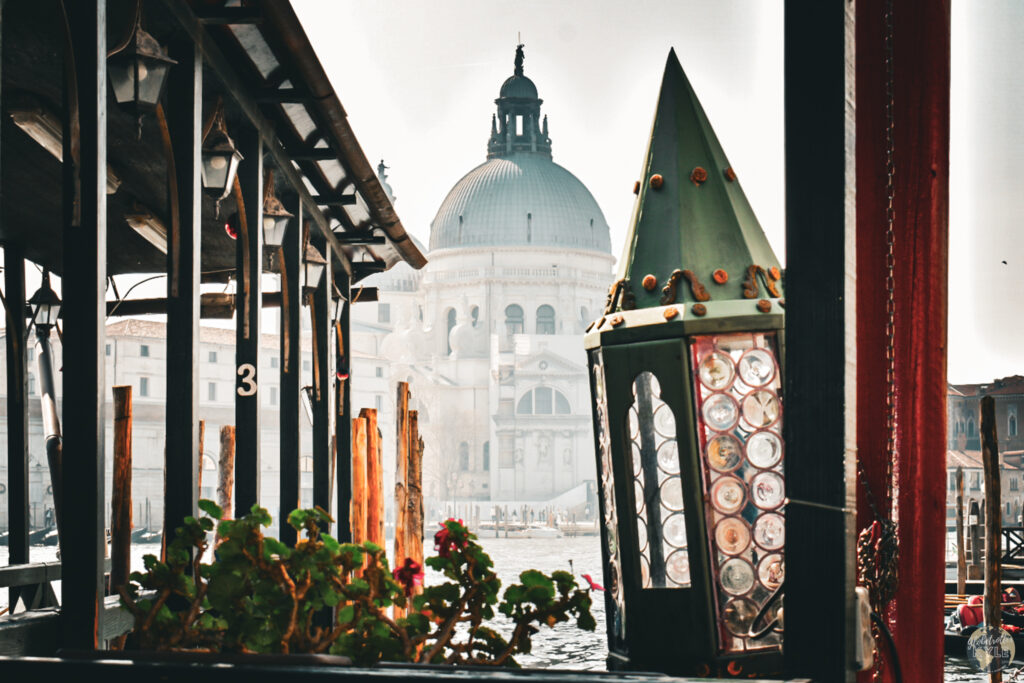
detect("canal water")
[0,536,1000,678]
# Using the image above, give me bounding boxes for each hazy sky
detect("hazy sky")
[291,0,1023,385]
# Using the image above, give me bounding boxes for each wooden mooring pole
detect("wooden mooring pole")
[394,382,410,567]
[110,386,133,593]
[352,416,368,544]
[219,426,236,519]
[407,410,424,570]
[956,465,966,595]
[197,420,206,497]
[982,395,1003,681]
[360,408,384,549]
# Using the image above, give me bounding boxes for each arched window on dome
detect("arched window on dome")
[517,387,572,415]
[536,305,555,335]
[505,304,524,336]
[446,308,457,355]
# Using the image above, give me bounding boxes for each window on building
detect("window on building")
[270,386,278,406]
[303,360,311,371]
[270,357,279,369]
[375,394,384,414]
[28,374,35,396]
[207,382,216,401]
[483,441,490,471]
[968,418,976,437]
[375,366,383,378]
[505,304,524,336]
[27,347,35,361]
[471,306,480,327]
[972,471,981,490]
[446,308,457,355]
[1012,477,1020,492]
[517,387,571,415]
[536,305,555,334]
[140,376,149,397]
[140,344,150,357]
[1010,405,1019,437]
[378,303,391,323]
[300,456,313,472]
[105,343,111,357]
[516,115,523,136]
[209,350,217,363]
[459,442,470,471]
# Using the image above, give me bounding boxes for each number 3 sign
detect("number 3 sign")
[237,363,257,396]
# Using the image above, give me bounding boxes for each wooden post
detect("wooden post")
[970,499,984,580]
[407,410,424,568]
[5,248,29,610]
[982,395,1004,680]
[311,242,332,531]
[111,386,133,592]
[351,417,368,544]
[279,206,302,547]
[219,426,236,519]
[394,382,410,567]
[197,420,205,496]
[361,408,385,549]
[957,466,966,595]
[335,272,353,542]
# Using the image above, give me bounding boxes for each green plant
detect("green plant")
[120,501,595,666]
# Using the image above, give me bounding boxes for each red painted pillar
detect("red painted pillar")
[857,1,950,681]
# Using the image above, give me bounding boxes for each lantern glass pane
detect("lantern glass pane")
[109,61,135,104]
[137,60,170,107]
[264,216,289,247]
[690,331,784,654]
[202,153,232,191]
[305,262,324,289]
[626,371,690,589]
[589,350,627,647]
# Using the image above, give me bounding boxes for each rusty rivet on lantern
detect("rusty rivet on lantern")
[726,661,742,676]
[690,166,708,186]
[649,174,664,190]
[663,306,679,320]
[692,303,707,316]
[610,314,625,326]
[642,274,657,291]
[757,299,772,313]
[712,268,728,284]
[724,167,737,182]
[632,180,641,195]
[770,266,781,280]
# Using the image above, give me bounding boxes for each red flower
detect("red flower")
[393,558,424,596]
[434,518,465,558]
[582,573,605,592]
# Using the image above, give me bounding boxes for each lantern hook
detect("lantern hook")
[745,583,783,641]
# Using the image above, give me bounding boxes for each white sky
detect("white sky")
[291,0,1023,386]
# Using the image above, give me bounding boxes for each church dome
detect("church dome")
[429,45,611,254]
[430,156,611,252]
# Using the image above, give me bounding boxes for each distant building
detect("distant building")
[351,46,614,515]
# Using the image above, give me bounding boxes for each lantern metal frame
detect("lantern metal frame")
[28,272,62,330]
[262,168,293,248]
[107,20,177,115]
[201,100,244,205]
[302,242,327,292]
[584,302,785,677]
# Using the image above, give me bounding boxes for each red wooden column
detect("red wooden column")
[856,1,950,681]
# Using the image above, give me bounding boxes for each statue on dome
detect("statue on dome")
[514,44,524,75]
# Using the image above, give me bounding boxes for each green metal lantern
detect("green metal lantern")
[585,50,785,679]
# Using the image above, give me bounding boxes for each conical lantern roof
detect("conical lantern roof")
[614,49,782,312]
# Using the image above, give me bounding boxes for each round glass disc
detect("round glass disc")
[666,550,691,586]
[741,390,781,428]
[738,348,776,387]
[720,558,755,596]
[631,442,643,477]
[714,517,751,555]
[711,476,747,514]
[628,406,639,439]
[707,433,743,473]
[637,517,649,552]
[702,393,739,432]
[663,513,688,548]
[653,403,676,438]
[747,430,783,469]
[698,351,736,390]
[634,479,646,513]
[724,598,758,637]
[753,512,785,551]
[750,471,785,510]
[758,553,785,589]
[657,440,680,475]
[659,477,685,511]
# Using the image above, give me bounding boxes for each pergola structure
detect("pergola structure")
[0,0,951,681]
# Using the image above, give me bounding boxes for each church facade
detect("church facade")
[351,47,615,514]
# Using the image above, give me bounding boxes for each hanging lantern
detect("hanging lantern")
[262,168,293,248]
[303,242,327,291]
[28,272,62,330]
[107,23,176,114]
[585,50,785,678]
[202,101,243,206]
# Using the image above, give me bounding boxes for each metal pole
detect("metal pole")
[335,270,352,541]
[5,247,28,610]
[279,206,302,547]
[311,237,332,531]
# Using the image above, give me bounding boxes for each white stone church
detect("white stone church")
[351,46,615,515]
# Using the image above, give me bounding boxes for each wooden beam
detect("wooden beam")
[60,0,107,650]
[335,271,352,542]
[164,39,202,551]
[193,7,261,24]
[5,247,28,611]
[234,128,262,516]
[782,0,856,679]
[334,234,386,246]
[255,88,312,104]
[279,205,302,547]
[285,147,336,161]
[311,193,357,207]
[311,236,333,531]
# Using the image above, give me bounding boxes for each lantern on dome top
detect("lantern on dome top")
[584,49,786,679]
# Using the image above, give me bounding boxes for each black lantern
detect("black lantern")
[202,101,243,206]
[585,50,785,679]
[262,169,293,248]
[28,272,62,330]
[107,22,176,114]
[303,242,326,291]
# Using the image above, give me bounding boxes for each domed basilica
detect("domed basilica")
[352,46,614,511]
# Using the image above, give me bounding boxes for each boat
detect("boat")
[504,524,564,540]
[945,593,1024,657]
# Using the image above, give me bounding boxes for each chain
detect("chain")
[856,1,900,680]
